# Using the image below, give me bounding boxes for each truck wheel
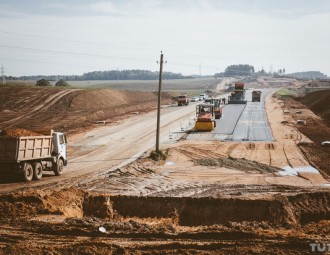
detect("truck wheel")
[23,163,33,182]
[33,162,43,180]
[53,159,64,176]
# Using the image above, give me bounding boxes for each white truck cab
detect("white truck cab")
[52,132,68,166]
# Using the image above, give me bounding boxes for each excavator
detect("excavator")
[194,104,216,131]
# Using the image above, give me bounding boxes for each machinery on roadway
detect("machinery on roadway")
[177,94,189,106]
[228,82,247,104]
[252,90,262,102]
[210,99,222,119]
[194,104,217,131]
[0,130,67,182]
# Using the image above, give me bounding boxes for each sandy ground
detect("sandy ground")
[85,90,327,197]
[0,81,330,254]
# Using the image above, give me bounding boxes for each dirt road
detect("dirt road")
[0,102,199,194]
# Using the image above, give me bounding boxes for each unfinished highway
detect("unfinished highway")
[187,89,274,141]
[1,87,325,195]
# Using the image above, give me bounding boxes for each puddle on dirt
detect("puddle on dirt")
[161,170,173,176]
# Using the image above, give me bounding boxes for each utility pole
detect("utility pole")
[1,65,6,85]
[199,64,201,78]
[155,52,164,158]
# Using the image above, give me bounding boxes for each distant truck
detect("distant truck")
[0,130,67,181]
[177,95,189,106]
[228,82,247,104]
[252,90,261,102]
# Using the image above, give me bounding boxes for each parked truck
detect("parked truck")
[0,130,67,182]
[252,90,261,102]
[177,94,189,106]
[228,82,247,104]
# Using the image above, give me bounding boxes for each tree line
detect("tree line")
[287,71,327,80]
[215,64,255,77]
[13,70,188,81]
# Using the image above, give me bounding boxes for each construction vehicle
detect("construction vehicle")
[0,130,67,182]
[228,82,247,104]
[252,90,261,102]
[194,104,216,131]
[177,94,189,106]
[210,99,222,119]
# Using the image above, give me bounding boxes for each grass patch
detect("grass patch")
[275,88,298,98]
[149,149,168,161]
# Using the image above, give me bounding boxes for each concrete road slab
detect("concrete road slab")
[187,89,274,142]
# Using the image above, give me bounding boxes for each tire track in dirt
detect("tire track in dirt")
[2,89,75,127]
[0,103,197,194]
[225,143,239,156]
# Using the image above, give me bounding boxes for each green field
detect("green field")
[68,78,220,92]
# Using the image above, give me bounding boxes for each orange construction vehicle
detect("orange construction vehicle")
[228,82,247,104]
[177,94,189,106]
[194,104,216,131]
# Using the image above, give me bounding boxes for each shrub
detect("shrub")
[55,79,70,87]
[36,79,50,86]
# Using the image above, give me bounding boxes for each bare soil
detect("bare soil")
[296,90,330,126]
[0,188,329,254]
[0,82,330,254]
[0,128,43,137]
[0,86,172,135]
[280,95,330,177]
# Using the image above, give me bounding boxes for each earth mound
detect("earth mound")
[0,128,42,137]
[296,90,330,126]
[0,87,172,134]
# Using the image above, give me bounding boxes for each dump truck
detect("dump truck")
[228,82,247,104]
[177,95,189,106]
[195,104,216,131]
[252,90,261,102]
[210,99,222,119]
[0,130,67,181]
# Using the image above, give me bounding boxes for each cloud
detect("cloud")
[207,0,330,17]
[1,0,330,18]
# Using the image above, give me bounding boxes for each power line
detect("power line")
[0,44,153,62]
[0,56,107,69]
[0,30,250,63]
[0,30,159,53]
[170,61,219,70]
[0,44,221,72]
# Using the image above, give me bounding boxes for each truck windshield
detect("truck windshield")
[59,135,65,144]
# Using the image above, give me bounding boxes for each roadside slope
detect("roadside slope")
[296,90,330,126]
[0,87,172,134]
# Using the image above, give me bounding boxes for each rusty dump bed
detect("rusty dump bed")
[0,136,53,163]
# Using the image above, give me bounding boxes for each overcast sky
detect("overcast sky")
[0,0,330,76]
